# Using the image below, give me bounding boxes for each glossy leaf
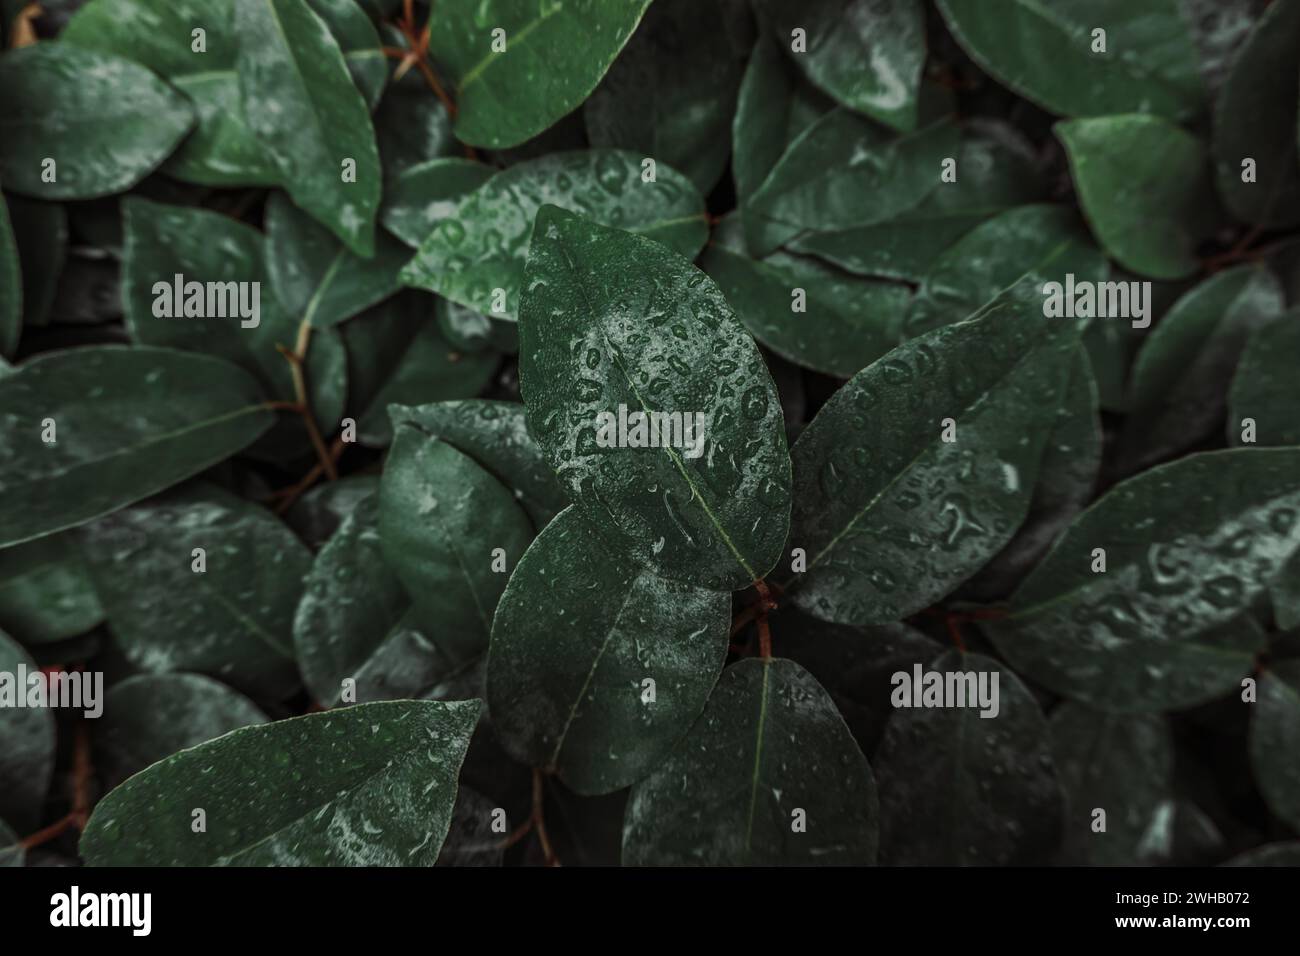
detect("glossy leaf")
[622,657,878,865]
[519,206,792,592]
[374,73,456,177]
[1250,660,1300,831]
[381,157,494,248]
[753,0,925,132]
[0,346,273,548]
[80,699,482,865]
[1057,114,1215,280]
[0,533,103,645]
[786,289,1080,625]
[401,150,707,322]
[0,630,55,832]
[489,506,728,794]
[285,474,381,550]
[985,449,1300,712]
[78,483,306,700]
[428,0,652,149]
[1229,307,1300,447]
[435,298,519,355]
[235,0,380,255]
[164,74,282,187]
[0,44,194,200]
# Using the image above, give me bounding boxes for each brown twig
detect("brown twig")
[531,769,559,866]
[20,701,95,850]
[272,437,346,516]
[275,321,338,483]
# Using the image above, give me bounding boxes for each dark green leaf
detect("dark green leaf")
[80,699,482,865]
[519,206,792,591]
[1273,552,1300,631]
[435,298,518,355]
[986,448,1299,711]
[0,533,103,645]
[1224,841,1300,866]
[165,74,282,187]
[381,157,494,248]
[401,150,707,322]
[622,657,878,865]
[5,194,66,328]
[488,506,728,794]
[0,346,274,548]
[1229,306,1300,447]
[1250,660,1300,831]
[0,818,22,867]
[0,630,56,832]
[375,73,456,178]
[285,473,380,549]
[0,192,18,357]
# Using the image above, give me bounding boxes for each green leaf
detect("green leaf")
[400,150,707,323]
[935,0,1204,121]
[622,657,878,865]
[234,0,380,255]
[786,289,1079,625]
[0,192,19,358]
[378,425,534,657]
[265,192,406,329]
[1273,553,1300,631]
[387,400,568,530]
[1121,265,1282,470]
[1229,307,1300,447]
[0,630,55,832]
[488,506,728,795]
[164,73,282,187]
[746,108,959,256]
[0,533,103,645]
[284,473,380,550]
[702,214,910,378]
[1057,114,1215,280]
[94,673,268,790]
[62,0,235,77]
[0,346,274,548]
[80,698,482,865]
[0,44,194,200]
[78,483,306,700]
[305,0,387,109]
[875,651,1061,865]
[1049,703,1172,865]
[381,157,494,248]
[519,206,792,592]
[584,0,749,194]
[5,194,67,328]
[901,204,1108,340]
[1251,660,1300,832]
[374,73,456,178]
[1211,0,1300,228]
[435,298,519,355]
[985,448,1299,712]
[428,0,653,149]
[753,0,925,132]
[1225,842,1300,866]
[0,818,22,867]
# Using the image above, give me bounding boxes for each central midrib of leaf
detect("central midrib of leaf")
[743,659,773,861]
[457,3,567,92]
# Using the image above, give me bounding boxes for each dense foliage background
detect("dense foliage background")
[0,0,1298,867]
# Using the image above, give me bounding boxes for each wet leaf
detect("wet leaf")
[519,206,791,592]
[622,657,878,865]
[0,630,56,832]
[1229,307,1300,447]
[80,698,482,865]
[1250,660,1300,831]
[0,532,103,645]
[285,474,380,550]
[381,157,494,248]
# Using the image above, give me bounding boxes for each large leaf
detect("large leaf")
[0,346,273,548]
[1211,0,1300,228]
[0,630,56,832]
[786,288,1079,625]
[1250,660,1300,832]
[875,651,1060,865]
[0,533,103,645]
[935,0,1204,121]
[622,657,878,865]
[1057,114,1214,280]
[80,699,482,865]
[519,206,792,592]
[428,0,652,149]
[234,0,380,255]
[985,448,1300,712]
[78,483,306,700]
[381,157,494,248]
[1229,309,1300,448]
[0,44,194,200]
[488,506,728,795]
[93,673,268,789]
[401,150,707,323]
[378,425,534,657]
[753,0,925,132]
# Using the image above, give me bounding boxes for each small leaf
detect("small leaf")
[428,0,653,149]
[1229,307,1300,447]
[78,483,306,700]
[753,0,926,132]
[80,699,482,865]
[0,533,103,645]
[401,150,707,322]
[381,157,494,248]
[1056,114,1215,279]
[488,506,728,795]
[1250,660,1300,832]
[875,651,1061,865]
[0,346,273,548]
[622,657,878,865]
[0,44,193,200]
[94,673,269,790]
[285,473,380,549]
[985,448,1300,712]
[235,0,380,255]
[374,73,456,178]
[0,630,55,832]
[379,425,534,657]
[519,206,792,592]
